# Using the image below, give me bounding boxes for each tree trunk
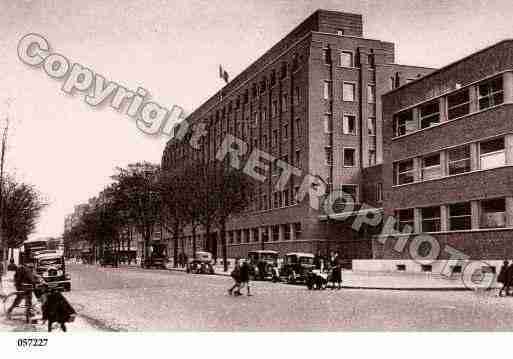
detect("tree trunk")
[221,219,227,272]
[192,225,197,256]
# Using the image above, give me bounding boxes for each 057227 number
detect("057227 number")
[17,338,48,347]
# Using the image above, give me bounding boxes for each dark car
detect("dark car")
[34,250,71,292]
[247,250,279,281]
[186,251,215,274]
[280,252,315,284]
[141,242,168,269]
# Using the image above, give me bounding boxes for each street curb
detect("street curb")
[166,268,487,291]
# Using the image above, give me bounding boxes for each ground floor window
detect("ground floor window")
[397,208,414,230]
[421,206,441,232]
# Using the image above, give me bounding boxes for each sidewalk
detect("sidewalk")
[0,271,97,332]
[167,263,502,291]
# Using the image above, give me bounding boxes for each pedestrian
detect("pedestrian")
[5,263,42,319]
[238,260,252,296]
[314,250,322,270]
[506,261,513,296]
[498,260,509,296]
[41,286,76,332]
[228,259,241,296]
[330,252,342,290]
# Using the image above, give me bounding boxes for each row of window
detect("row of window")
[323,81,375,102]
[396,197,509,233]
[394,136,508,185]
[225,223,302,244]
[394,75,505,137]
[322,48,375,69]
[323,114,376,136]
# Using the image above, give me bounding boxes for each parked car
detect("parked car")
[186,251,215,274]
[247,250,279,281]
[279,252,315,284]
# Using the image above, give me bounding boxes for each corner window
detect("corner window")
[343,115,356,135]
[395,159,414,185]
[367,85,376,103]
[322,48,332,65]
[367,117,376,136]
[447,89,470,120]
[375,183,383,202]
[480,137,505,170]
[339,51,353,67]
[448,145,471,175]
[480,198,506,229]
[419,100,440,129]
[421,206,441,232]
[394,109,416,136]
[323,81,332,100]
[479,76,503,110]
[449,202,471,230]
[342,82,355,102]
[324,114,332,134]
[343,148,356,167]
[421,153,441,181]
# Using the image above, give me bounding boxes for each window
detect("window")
[479,76,503,110]
[448,145,471,175]
[272,100,278,117]
[342,82,355,101]
[283,124,288,139]
[323,81,332,100]
[343,148,356,167]
[375,183,383,202]
[283,189,289,207]
[273,192,279,209]
[272,129,278,147]
[322,48,331,65]
[449,202,471,230]
[419,100,440,129]
[325,147,333,166]
[367,85,376,103]
[293,186,300,203]
[252,83,258,98]
[369,150,376,165]
[294,223,302,238]
[295,118,301,137]
[421,265,432,272]
[421,206,441,232]
[339,51,353,67]
[368,54,375,68]
[261,109,266,123]
[480,198,506,228]
[395,109,416,136]
[343,115,356,135]
[295,150,301,168]
[294,87,300,105]
[262,135,268,149]
[397,208,414,230]
[447,89,470,120]
[261,195,267,210]
[368,117,376,136]
[324,114,332,133]
[280,62,287,79]
[253,112,259,127]
[422,153,441,180]
[260,78,267,93]
[395,159,414,185]
[342,185,358,203]
[281,93,288,112]
[270,70,276,87]
[480,137,505,169]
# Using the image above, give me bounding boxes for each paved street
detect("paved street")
[63,263,513,331]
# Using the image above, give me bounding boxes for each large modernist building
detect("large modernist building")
[161,10,433,260]
[368,39,513,273]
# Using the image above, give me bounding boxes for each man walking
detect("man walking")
[237,260,252,296]
[6,263,42,319]
[228,259,241,296]
[498,260,509,296]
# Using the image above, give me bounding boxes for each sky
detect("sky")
[0,0,512,239]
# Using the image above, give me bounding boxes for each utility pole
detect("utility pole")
[0,113,9,274]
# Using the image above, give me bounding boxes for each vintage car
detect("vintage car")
[279,252,315,284]
[34,250,71,292]
[247,250,279,281]
[141,242,168,269]
[186,251,215,274]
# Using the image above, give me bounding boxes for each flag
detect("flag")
[219,65,229,83]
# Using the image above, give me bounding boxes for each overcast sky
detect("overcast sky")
[1,0,512,239]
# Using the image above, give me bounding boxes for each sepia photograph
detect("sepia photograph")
[1,0,513,356]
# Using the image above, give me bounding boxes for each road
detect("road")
[66,263,513,331]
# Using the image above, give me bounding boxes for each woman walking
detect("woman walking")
[498,260,509,296]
